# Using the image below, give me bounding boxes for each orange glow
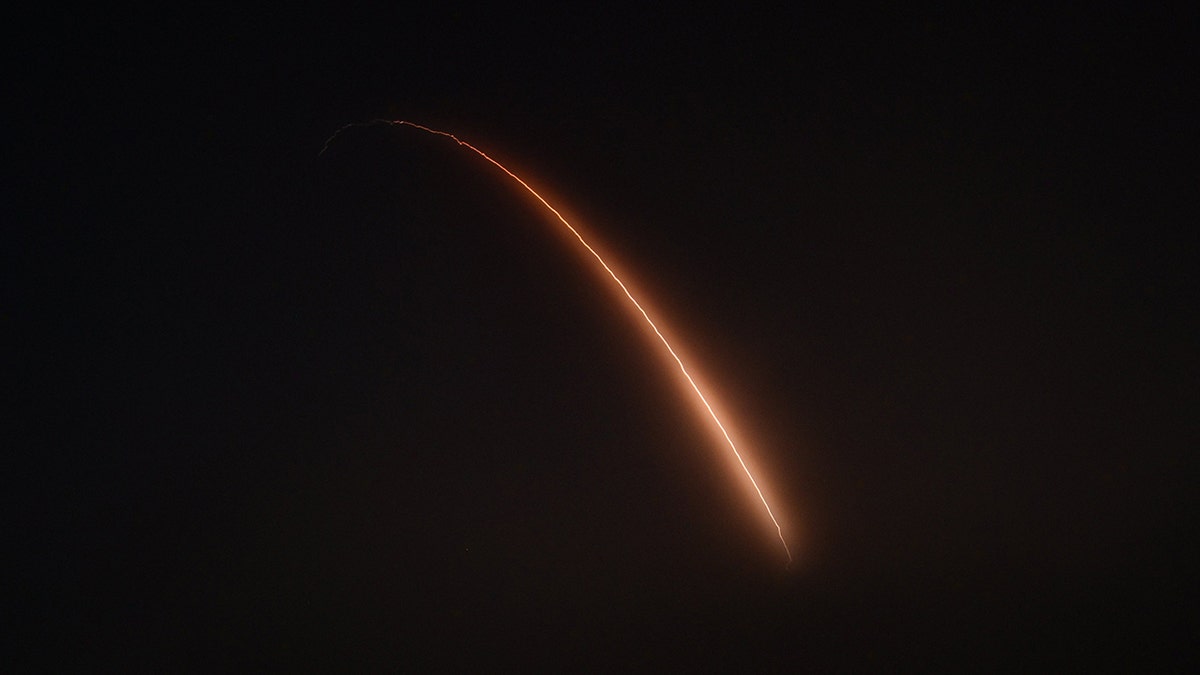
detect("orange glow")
[339,120,793,565]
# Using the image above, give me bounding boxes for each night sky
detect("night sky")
[10,6,1196,670]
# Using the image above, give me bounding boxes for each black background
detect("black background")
[9,5,1196,670]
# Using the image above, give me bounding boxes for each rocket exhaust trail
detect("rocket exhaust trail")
[332,120,792,565]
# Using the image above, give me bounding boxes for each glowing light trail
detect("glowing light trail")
[327,120,792,564]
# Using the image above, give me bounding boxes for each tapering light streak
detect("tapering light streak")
[329,120,792,564]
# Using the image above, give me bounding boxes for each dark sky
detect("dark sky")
[10,6,1196,670]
